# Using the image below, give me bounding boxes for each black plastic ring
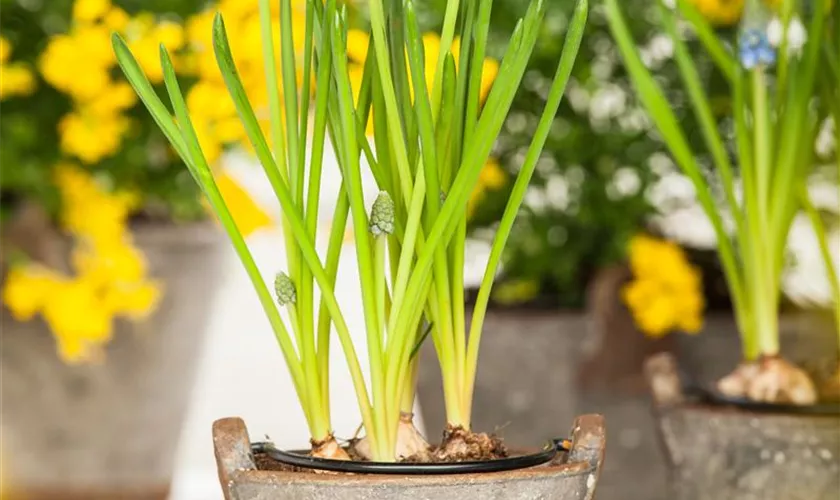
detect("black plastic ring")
[686,383,840,415]
[252,438,571,475]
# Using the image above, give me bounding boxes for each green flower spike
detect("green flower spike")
[274,271,297,306]
[369,191,395,236]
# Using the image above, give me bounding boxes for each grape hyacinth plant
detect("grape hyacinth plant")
[606,0,835,404]
[113,0,586,462]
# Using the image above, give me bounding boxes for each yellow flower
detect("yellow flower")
[689,0,744,25]
[192,119,224,165]
[126,20,185,83]
[102,281,162,320]
[633,295,677,338]
[479,160,506,189]
[346,30,499,137]
[187,81,236,120]
[346,29,370,64]
[41,278,113,364]
[212,171,273,237]
[58,110,129,164]
[104,7,131,32]
[87,82,138,117]
[73,0,112,23]
[468,160,507,218]
[55,164,139,241]
[0,36,10,63]
[40,31,112,101]
[72,239,148,285]
[2,266,63,321]
[0,63,36,99]
[623,234,705,338]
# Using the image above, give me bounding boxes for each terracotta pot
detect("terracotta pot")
[1,221,225,499]
[645,353,840,500]
[212,414,605,500]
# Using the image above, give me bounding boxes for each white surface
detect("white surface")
[168,150,425,499]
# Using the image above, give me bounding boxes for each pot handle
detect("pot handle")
[213,417,257,500]
[566,414,606,500]
[567,414,606,467]
[645,352,686,408]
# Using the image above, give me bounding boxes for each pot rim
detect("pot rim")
[213,415,605,485]
[645,353,840,419]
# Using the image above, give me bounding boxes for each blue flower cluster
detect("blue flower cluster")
[738,28,777,69]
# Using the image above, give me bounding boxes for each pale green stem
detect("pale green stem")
[752,68,779,356]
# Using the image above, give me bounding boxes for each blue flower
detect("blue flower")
[738,28,776,69]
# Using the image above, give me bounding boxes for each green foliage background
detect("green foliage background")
[0,0,206,224]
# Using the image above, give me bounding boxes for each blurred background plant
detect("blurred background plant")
[0,0,304,361]
[456,0,727,308]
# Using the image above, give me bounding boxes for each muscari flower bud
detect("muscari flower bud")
[738,28,776,69]
[274,272,296,305]
[369,191,395,236]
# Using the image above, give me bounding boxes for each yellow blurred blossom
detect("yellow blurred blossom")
[86,82,137,117]
[183,1,308,165]
[126,19,185,83]
[58,111,130,164]
[2,166,162,364]
[1,63,36,99]
[72,0,112,23]
[0,37,36,100]
[104,7,131,31]
[687,0,823,25]
[622,234,705,338]
[102,281,162,320]
[42,277,114,363]
[212,171,274,237]
[689,0,744,26]
[347,30,500,137]
[0,37,10,63]
[468,159,507,218]
[2,266,64,322]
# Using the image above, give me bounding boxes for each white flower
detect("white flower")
[646,171,696,209]
[462,237,497,289]
[524,186,549,214]
[566,83,590,114]
[608,167,642,199]
[766,16,807,55]
[653,205,718,250]
[807,178,840,214]
[545,174,570,210]
[648,152,675,176]
[815,117,836,158]
[662,0,676,9]
[783,214,839,307]
[589,84,627,121]
[767,17,784,46]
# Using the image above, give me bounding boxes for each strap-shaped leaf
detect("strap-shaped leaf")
[605,0,745,320]
[111,34,189,163]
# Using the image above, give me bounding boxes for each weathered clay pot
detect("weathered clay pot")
[1,221,224,499]
[646,353,840,500]
[212,414,605,500]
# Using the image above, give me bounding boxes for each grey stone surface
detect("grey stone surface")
[213,416,605,500]
[1,222,224,494]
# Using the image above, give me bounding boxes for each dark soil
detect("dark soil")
[254,451,313,473]
[254,428,509,472]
